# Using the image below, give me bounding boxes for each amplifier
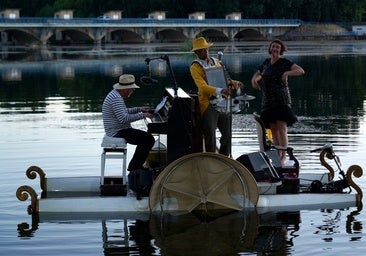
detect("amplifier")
[236,151,281,182]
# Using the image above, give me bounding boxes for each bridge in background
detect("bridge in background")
[0,18,302,45]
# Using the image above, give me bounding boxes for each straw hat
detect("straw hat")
[191,37,213,51]
[113,74,140,89]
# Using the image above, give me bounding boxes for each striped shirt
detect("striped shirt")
[102,89,144,136]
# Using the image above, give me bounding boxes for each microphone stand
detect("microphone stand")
[218,52,233,158]
[144,55,179,97]
[161,55,178,97]
[227,84,233,159]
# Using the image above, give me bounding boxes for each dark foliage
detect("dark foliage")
[1,0,366,22]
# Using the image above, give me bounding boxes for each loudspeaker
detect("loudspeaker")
[165,89,203,163]
[167,94,193,163]
[236,151,281,182]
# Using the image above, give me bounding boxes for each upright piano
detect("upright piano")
[145,87,203,163]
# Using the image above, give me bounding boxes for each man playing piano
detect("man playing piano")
[102,74,155,172]
[190,37,244,156]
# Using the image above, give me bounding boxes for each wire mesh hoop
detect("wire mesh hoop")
[149,152,259,213]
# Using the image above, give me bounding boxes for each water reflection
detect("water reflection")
[1,67,21,81]
[0,44,189,62]
[17,207,361,255]
[1,51,366,132]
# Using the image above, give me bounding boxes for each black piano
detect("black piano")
[145,87,202,163]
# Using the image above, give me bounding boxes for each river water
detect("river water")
[1,41,366,255]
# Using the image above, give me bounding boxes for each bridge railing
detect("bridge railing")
[0,17,302,27]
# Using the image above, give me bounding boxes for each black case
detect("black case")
[236,151,281,182]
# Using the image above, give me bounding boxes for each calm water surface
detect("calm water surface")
[1,42,366,255]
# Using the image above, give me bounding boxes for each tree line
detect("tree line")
[1,0,366,22]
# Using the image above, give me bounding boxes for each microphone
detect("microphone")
[236,87,241,96]
[140,76,158,85]
[217,51,223,61]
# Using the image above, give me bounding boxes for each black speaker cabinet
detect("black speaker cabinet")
[236,151,281,182]
[165,88,201,163]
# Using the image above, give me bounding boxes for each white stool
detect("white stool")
[101,135,127,185]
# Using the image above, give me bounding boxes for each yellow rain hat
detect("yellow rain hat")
[191,37,213,51]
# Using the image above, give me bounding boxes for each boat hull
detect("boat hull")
[16,158,363,214]
[34,192,358,213]
[16,174,359,213]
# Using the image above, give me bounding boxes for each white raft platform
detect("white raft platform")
[17,152,363,214]
[17,172,362,213]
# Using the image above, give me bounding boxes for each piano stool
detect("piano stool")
[100,135,127,185]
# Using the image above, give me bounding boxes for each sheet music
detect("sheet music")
[154,96,168,114]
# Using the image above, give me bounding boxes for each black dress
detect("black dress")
[258,58,298,128]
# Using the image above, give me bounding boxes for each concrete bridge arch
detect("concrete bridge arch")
[194,28,230,41]
[0,28,38,45]
[189,27,267,41]
[235,28,266,41]
[0,18,303,45]
[50,28,94,44]
[108,28,144,43]
[154,28,188,42]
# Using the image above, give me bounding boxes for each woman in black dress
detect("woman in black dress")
[251,39,305,165]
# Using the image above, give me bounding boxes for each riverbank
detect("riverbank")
[281,23,358,41]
